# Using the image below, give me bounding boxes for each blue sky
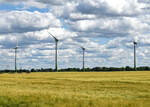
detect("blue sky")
[0,3,49,12]
[0,0,150,70]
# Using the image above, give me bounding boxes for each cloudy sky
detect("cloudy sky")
[0,0,150,70]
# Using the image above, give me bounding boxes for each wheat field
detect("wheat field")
[0,71,150,107]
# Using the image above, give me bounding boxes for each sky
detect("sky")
[0,0,150,70]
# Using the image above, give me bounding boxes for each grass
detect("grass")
[0,71,150,107]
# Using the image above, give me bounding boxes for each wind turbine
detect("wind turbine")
[133,41,137,71]
[81,47,85,72]
[14,40,18,72]
[48,32,59,72]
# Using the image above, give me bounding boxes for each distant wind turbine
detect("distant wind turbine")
[14,40,18,72]
[48,32,59,72]
[133,41,137,71]
[81,47,85,72]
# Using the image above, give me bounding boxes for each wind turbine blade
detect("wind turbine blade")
[17,39,18,47]
[48,32,59,42]
[16,39,18,47]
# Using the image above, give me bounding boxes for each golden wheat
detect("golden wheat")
[0,71,150,107]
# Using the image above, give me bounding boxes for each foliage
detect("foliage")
[1,66,150,73]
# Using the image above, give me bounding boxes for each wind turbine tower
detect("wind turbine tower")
[48,33,59,72]
[14,40,18,72]
[133,41,137,71]
[81,47,85,72]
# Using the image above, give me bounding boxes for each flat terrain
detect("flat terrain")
[0,71,150,107]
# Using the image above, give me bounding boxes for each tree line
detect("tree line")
[0,66,150,73]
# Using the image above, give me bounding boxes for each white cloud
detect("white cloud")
[0,0,150,69]
[0,11,61,34]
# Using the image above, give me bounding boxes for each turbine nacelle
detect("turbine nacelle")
[14,46,18,49]
[81,47,85,51]
[133,41,137,45]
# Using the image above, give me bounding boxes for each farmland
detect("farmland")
[0,71,150,107]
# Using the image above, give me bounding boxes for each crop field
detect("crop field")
[0,71,150,107]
